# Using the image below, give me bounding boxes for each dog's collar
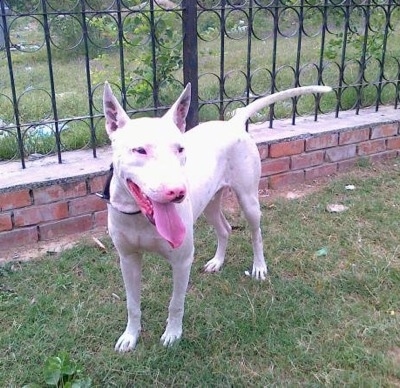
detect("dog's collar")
[96,164,142,216]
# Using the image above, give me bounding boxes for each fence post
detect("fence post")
[182,0,198,129]
[0,0,10,49]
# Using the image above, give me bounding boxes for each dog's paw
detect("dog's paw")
[245,265,268,281]
[204,257,224,273]
[114,332,139,353]
[160,327,182,347]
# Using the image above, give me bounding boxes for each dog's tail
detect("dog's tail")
[230,85,332,126]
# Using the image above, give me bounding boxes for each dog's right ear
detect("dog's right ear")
[103,82,131,135]
[163,83,191,133]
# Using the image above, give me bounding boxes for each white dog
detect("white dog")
[102,83,331,351]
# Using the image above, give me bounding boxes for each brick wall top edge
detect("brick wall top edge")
[253,125,376,146]
[0,146,112,193]
[1,106,399,193]
[0,170,109,195]
[255,133,313,146]
[250,105,400,145]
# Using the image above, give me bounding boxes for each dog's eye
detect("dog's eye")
[133,147,147,155]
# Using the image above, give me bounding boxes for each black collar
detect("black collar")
[96,164,141,216]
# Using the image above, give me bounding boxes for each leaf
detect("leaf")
[60,353,78,376]
[61,363,77,376]
[72,377,93,388]
[316,247,329,257]
[43,356,62,385]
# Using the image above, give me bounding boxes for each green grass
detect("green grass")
[1,159,400,386]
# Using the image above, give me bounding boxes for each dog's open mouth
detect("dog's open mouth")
[126,179,186,249]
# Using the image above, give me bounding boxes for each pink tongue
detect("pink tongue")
[152,201,186,248]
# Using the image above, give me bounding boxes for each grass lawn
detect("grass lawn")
[1,159,400,386]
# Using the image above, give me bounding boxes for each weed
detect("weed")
[22,352,92,388]
[356,157,371,168]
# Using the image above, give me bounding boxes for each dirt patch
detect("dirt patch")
[388,347,400,365]
[0,227,108,264]
[223,178,329,213]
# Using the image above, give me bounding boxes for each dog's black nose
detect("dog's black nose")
[173,194,185,203]
[165,186,186,203]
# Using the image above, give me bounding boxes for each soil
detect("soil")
[0,227,109,264]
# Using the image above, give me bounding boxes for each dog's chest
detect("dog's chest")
[108,206,187,256]
[108,208,157,247]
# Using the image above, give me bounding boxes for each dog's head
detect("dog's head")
[103,82,191,248]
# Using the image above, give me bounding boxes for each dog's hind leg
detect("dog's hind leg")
[203,189,232,273]
[235,190,267,281]
[114,252,143,352]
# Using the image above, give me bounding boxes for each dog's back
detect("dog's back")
[184,121,260,220]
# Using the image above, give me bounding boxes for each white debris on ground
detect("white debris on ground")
[326,204,349,213]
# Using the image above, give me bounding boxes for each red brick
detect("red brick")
[306,133,338,151]
[94,210,108,228]
[337,158,358,172]
[33,181,87,205]
[0,212,12,231]
[387,136,400,150]
[89,174,108,194]
[258,177,269,192]
[370,123,398,139]
[0,227,38,251]
[261,157,290,177]
[69,195,107,216]
[0,190,31,211]
[339,128,370,145]
[269,170,304,189]
[368,150,398,163]
[357,139,386,156]
[222,187,234,201]
[269,139,304,158]
[325,145,357,162]
[291,151,324,170]
[258,144,269,160]
[39,214,93,240]
[14,202,68,227]
[305,164,337,181]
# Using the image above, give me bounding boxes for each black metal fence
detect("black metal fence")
[0,0,399,168]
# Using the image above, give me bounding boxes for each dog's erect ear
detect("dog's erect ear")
[163,83,191,132]
[103,82,131,135]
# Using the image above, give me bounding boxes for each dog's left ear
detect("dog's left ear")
[163,83,191,132]
[103,82,131,135]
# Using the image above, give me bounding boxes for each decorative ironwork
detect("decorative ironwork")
[0,0,398,168]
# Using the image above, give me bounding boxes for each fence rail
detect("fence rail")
[0,0,399,168]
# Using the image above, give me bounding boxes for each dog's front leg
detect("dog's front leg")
[115,252,142,352]
[161,252,194,347]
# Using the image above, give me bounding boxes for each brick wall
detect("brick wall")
[257,122,400,190]
[0,174,109,253]
[1,115,399,255]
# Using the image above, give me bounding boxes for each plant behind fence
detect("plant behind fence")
[0,0,399,168]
